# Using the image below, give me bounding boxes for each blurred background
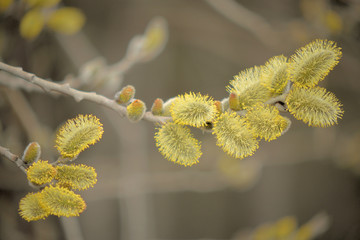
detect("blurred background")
[1,0,360,239]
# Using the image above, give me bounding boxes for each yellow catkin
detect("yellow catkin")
[170,92,217,127]
[262,55,289,96]
[227,66,271,110]
[55,164,97,190]
[244,104,289,141]
[155,122,202,166]
[213,112,259,159]
[27,160,57,185]
[19,192,50,222]
[289,39,341,88]
[286,86,343,127]
[55,114,103,158]
[40,186,86,217]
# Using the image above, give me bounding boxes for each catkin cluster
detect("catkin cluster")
[152,39,343,166]
[19,114,103,221]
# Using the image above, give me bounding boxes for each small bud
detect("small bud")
[22,142,41,164]
[229,92,241,111]
[151,98,164,116]
[114,85,135,104]
[127,99,146,122]
[214,100,223,114]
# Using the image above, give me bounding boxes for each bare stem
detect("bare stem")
[0,145,26,173]
[0,62,170,124]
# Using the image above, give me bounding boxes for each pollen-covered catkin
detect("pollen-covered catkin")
[286,86,343,127]
[227,66,271,110]
[244,104,289,141]
[40,186,86,217]
[19,192,49,222]
[289,39,341,88]
[55,164,97,190]
[213,112,259,159]
[155,122,202,166]
[170,92,217,127]
[55,114,103,158]
[27,160,57,185]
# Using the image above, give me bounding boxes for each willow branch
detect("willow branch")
[0,145,26,173]
[0,72,43,92]
[0,62,170,124]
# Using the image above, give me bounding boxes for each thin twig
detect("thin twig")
[0,145,26,173]
[0,62,170,124]
[0,72,43,92]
